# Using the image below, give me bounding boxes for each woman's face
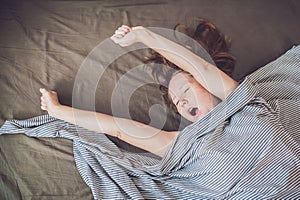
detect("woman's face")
[168,72,219,122]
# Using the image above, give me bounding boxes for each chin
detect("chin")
[193,116,201,122]
[188,117,198,123]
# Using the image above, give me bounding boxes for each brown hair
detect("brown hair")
[146,19,236,111]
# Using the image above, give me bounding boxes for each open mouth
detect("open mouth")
[189,107,199,116]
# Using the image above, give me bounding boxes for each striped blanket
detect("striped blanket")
[1,46,300,199]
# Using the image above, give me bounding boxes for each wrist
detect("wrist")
[48,104,63,118]
[132,26,148,43]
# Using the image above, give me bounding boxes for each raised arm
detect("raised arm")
[40,88,178,157]
[111,25,238,100]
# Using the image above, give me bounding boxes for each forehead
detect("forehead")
[168,72,192,96]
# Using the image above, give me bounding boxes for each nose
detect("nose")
[178,99,188,108]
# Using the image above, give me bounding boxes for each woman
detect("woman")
[40,22,238,157]
[15,20,300,198]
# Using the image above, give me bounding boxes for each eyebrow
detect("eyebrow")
[174,87,190,106]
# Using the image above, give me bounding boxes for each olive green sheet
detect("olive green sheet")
[0,0,299,199]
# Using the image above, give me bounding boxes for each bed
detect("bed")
[0,0,299,199]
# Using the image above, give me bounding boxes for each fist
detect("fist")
[40,88,61,117]
[110,25,143,47]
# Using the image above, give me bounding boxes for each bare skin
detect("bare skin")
[40,25,238,157]
[168,72,220,122]
[111,25,238,100]
[40,88,178,157]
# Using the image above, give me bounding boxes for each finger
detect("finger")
[110,35,117,43]
[114,30,126,36]
[110,34,123,43]
[118,26,130,33]
[121,25,131,30]
[111,34,121,39]
[43,90,56,97]
[117,28,129,34]
[40,88,46,93]
[40,88,52,95]
[115,34,124,39]
[40,97,46,103]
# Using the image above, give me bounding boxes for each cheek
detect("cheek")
[179,110,191,120]
[193,87,211,104]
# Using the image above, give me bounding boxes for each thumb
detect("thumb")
[110,34,123,43]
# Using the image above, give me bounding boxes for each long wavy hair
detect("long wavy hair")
[146,19,236,112]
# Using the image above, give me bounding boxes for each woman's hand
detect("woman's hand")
[40,88,61,117]
[110,25,144,47]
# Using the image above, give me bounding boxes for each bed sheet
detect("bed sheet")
[0,0,299,199]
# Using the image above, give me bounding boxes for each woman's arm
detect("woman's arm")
[111,26,238,100]
[40,88,178,157]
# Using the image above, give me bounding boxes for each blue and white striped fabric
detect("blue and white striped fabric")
[1,45,300,199]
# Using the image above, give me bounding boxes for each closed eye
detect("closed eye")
[175,87,189,106]
[183,87,190,93]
